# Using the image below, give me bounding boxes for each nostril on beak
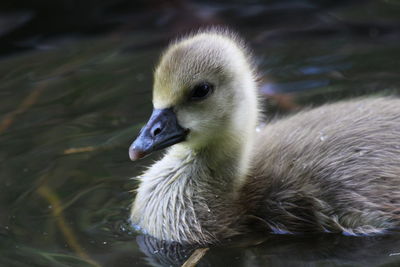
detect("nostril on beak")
[151,126,162,137]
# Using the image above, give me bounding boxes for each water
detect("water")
[1,1,400,266]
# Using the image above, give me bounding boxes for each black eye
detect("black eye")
[189,82,214,101]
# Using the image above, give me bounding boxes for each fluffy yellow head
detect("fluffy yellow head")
[152,30,258,150]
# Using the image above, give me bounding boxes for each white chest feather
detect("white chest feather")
[130,149,215,244]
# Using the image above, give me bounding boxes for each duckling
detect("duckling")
[129,29,400,245]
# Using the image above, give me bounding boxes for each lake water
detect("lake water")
[1,1,400,266]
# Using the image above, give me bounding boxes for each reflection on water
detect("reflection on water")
[1,0,400,266]
[137,233,400,267]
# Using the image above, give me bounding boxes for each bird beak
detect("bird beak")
[129,108,188,161]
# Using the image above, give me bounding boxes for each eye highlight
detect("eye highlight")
[188,82,214,101]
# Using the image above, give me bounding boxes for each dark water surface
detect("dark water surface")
[1,1,400,266]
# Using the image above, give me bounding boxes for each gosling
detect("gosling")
[129,29,400,245]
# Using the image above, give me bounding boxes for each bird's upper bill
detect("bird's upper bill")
[129,108,188,161]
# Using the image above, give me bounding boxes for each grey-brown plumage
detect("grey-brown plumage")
[243,98,400,235]
[129,29,400,245]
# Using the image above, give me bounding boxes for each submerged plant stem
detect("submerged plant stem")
[0,82,47,134]
[37,184,100,267]
[182,247,209,267]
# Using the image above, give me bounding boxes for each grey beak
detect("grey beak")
[129,108,188,161]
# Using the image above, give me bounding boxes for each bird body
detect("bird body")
[243,98,400,235]
[129,29,400,244]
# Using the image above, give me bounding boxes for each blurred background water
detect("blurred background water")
[0,0,400,266]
